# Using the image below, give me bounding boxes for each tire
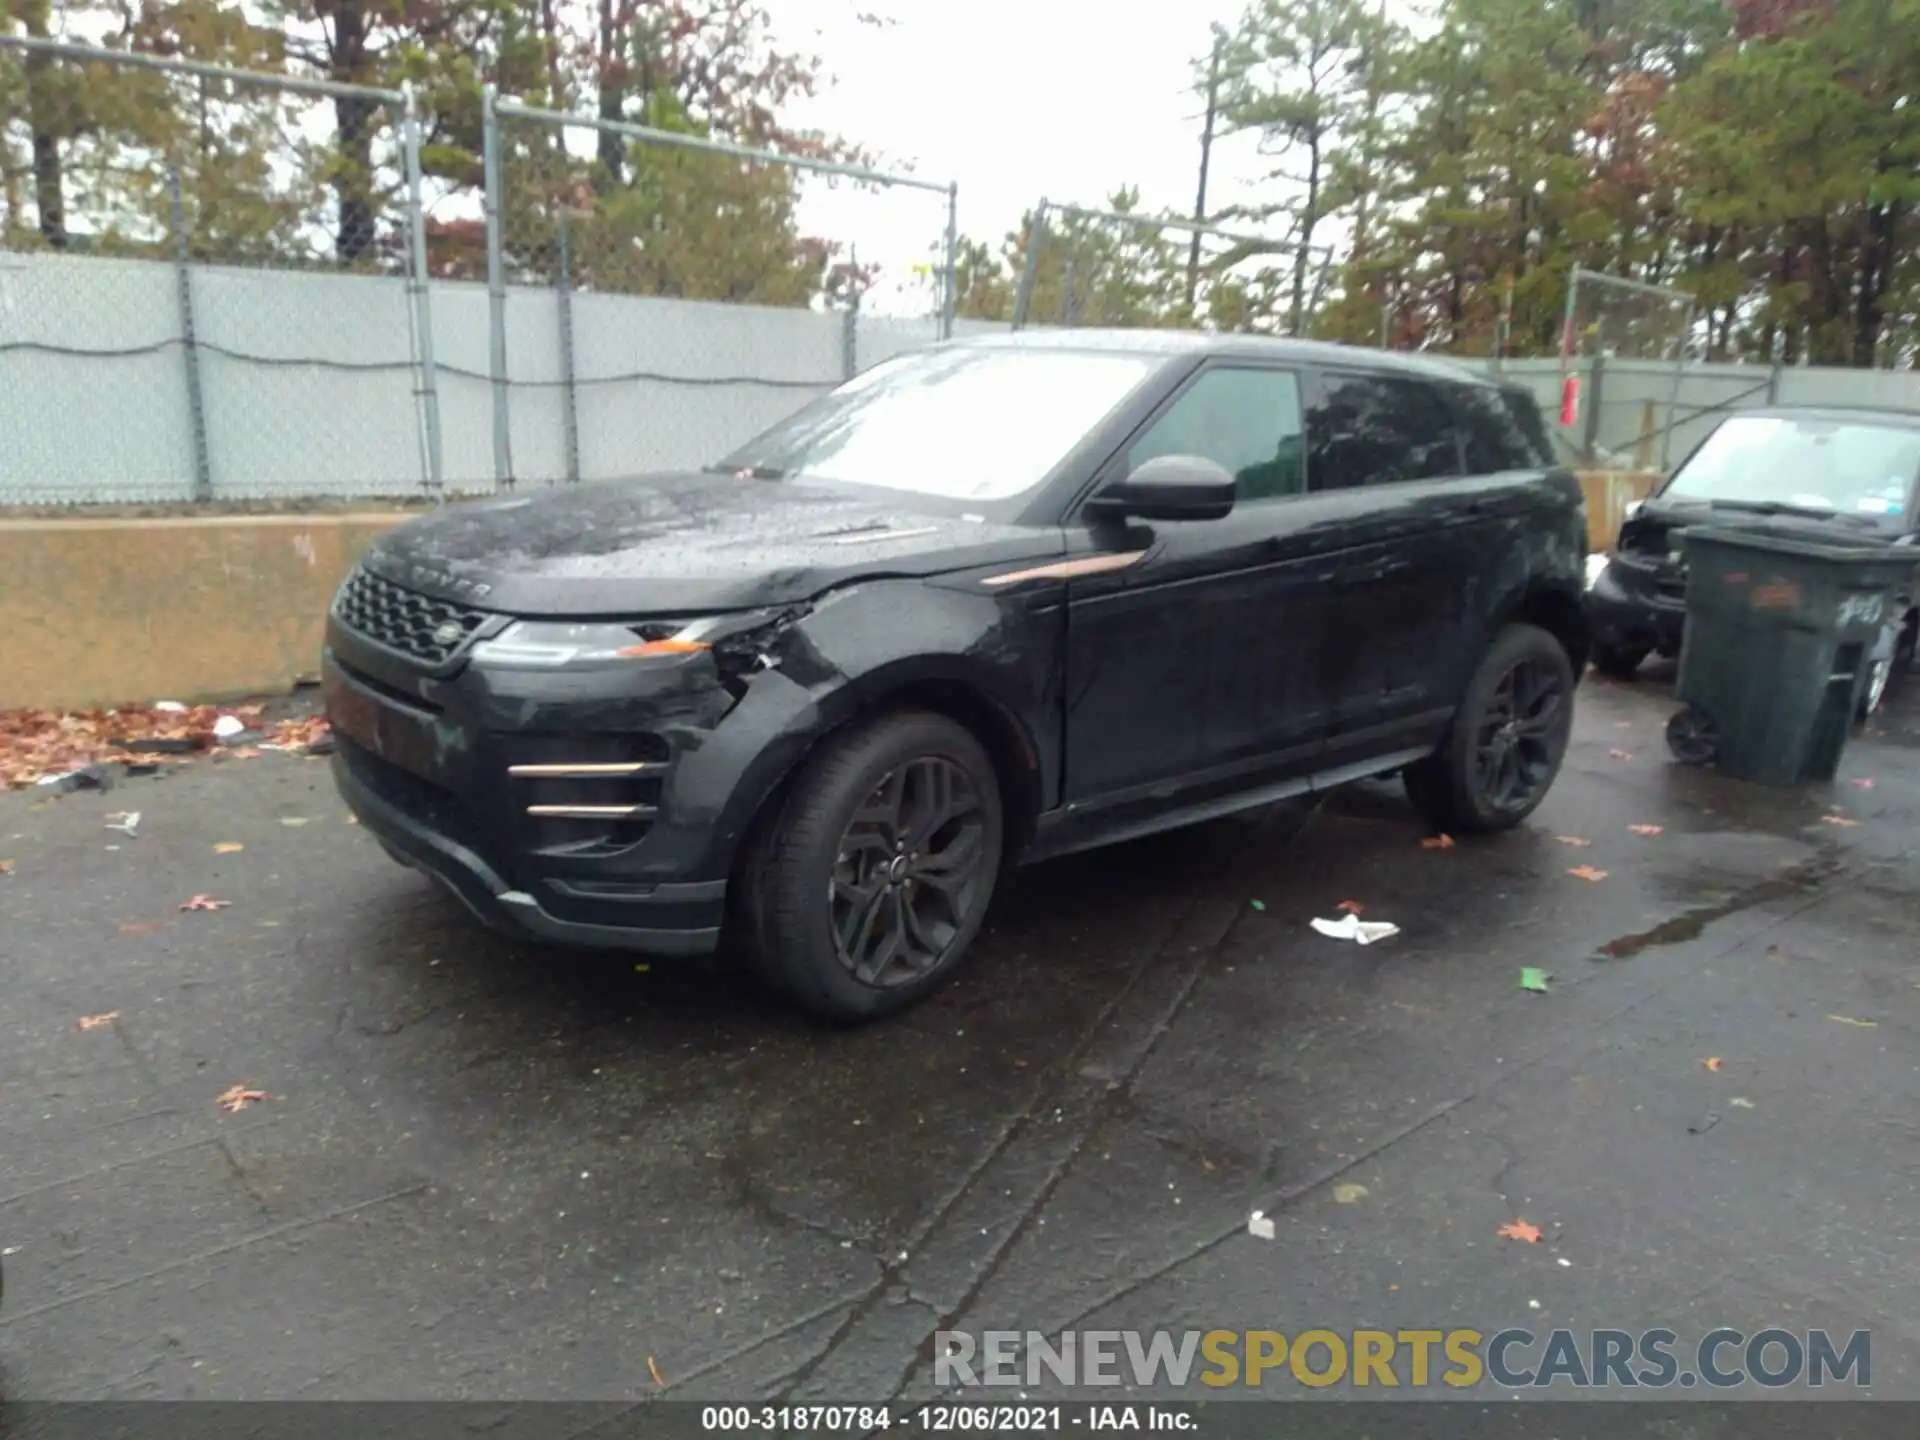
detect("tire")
[733,710,1005,1023]
[1404,623,1576,835]
[1589,639,1649,680]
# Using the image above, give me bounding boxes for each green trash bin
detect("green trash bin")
[1664,525,1914,786]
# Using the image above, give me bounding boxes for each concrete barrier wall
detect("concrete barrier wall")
[0,515,403,710]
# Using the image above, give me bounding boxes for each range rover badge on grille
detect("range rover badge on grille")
[432,620,466,646]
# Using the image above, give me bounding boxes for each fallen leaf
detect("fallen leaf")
[1498,1219,1543,1244]
[1421,834,1456,850]
[1850,778,1876,789]
[1567,865,1609,882]
[1608,748,1634,760]
[1332,1183,1369,1204]
[77,1011,119,1030]
[1826,1014,1878,1028]
[1629,824,1664,836]
[1730,1097,1755,1109]
[1555,835,1592,847]
[213,842,245,853]
[279,816,310,828]
[646,1355,667,1388]
[1337,900,1364,915]
[1519,966,1552,993]
[229,747,263,759]
[179,894,231,912]
[1701,1056,1722,1072]
[0,859,13,875]
[1821,815,1861,828]
[216,1084,272,1113]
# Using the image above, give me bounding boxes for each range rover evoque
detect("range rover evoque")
[324,331,1591,1021]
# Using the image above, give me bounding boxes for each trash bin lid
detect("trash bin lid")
[1681,524,1912,566]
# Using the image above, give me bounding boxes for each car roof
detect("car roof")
[1720,405,1920,429]
[946,327,1506,390]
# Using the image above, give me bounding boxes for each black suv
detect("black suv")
[1586,406,1920,712]
[324,332,1589,1020]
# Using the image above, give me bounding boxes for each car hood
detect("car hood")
[358,472,1064,617]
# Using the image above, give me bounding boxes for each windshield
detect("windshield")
[1663,414,1920,520]
[716,347,1162,503]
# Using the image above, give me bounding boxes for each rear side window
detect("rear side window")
[1306,373,1463,490]
[1456,384,1547,471]
[1498,387,1555,466]
[1126,366,1307,502]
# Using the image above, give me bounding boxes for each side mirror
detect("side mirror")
[1086,454,1236,522]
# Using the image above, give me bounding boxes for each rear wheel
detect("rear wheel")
[1590,639,1649,680]
[735,710,1004,1022]
[1404,623,1576,835]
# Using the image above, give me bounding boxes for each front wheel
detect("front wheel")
[734,710,1005,1023]
[1404,623,1576,835]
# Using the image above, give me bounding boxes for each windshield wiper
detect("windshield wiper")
[702,462,786,479]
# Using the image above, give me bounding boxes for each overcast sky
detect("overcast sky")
[775,0,1277,314]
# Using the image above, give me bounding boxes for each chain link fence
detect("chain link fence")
[1555,266,1695,468]
[0,35,441,505]
[481,92,957,488]
[1009,199,1331,335]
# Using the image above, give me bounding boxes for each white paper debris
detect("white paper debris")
[153,701,188,712]
[1310,913,1402,945]
[105,811,141,836]
[1247,1210,1276,1241]
[212,715,246,740]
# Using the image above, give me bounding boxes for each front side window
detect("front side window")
[1662,414,1920,521]
[1307,373,1464,490]
[716,347,1162,504]
[1126,366,1307,501]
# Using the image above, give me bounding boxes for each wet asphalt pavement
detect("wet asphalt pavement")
[2,669,1919,1404]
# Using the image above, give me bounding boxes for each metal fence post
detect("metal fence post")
[1661,297,1695,470]
[1011,199,1048,330]
[401,84,445,499]
[1583,351,1606,462]
[482,84,513,488]
[841,252,860,381]
[167,163,213,502]
[556,207,580,483]
[940,182,959,339]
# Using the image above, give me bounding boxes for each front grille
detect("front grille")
[333,566,491,666]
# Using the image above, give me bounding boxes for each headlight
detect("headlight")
[467,609,799,672]
[469,619,712,670]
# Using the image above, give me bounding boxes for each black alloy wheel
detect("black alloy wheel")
[1472,654,1570,813]
[1404,623,1576,835]
[831,756,991,988]
[733,710,1005,1022]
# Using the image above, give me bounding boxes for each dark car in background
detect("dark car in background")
[1585,407,1920,712]
[323,331,1589,1021]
